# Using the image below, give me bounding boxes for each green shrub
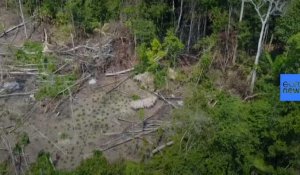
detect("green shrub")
[15,41,56,73]
[36,74,76,99]
[163,30,184,66]
[131,94,141,100]
[127,19,156,44]
[273,32,300,81]
[27,152,57,175]
[0,162,8,175]
[15,41,76,99]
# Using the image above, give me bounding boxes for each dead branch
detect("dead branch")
[106,75,132,94]
[142,104,166,123]
[1,136,18,175]
[151,141,174,156]
[48,156,56,170]
[0,20,30,38]
[100,130,156,152]
[5,66,38,72]
[165,96,183,100]
[21,147,29,170]
[56,74,91,96]
[179,131,188,151]
[0,64,3,85]
[0,90,37,98]
[128,127,159,133]
[105,68,134,76]
[18,0,27,39]
[13,64,42,67]
[0,125,15,130]
[103,132,124,136]
[63,45,98,53]
[53,63,68,74]
[8,71,48,76]
[153,92,177,109]
[117,118,136,123]
[243,93,262,101]
[51,97,67,113]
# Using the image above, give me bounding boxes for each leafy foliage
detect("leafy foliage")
[65,0,117,32]
[275,0,300,43]
[135,32,183,88]
[273,33,300,77]
[27,151,124,175]
[27,152,57,175]
[0,162,8,175]
[36,74,77,99]
[127,19,157,44]
[142,79,300,174]
[13,0,300,175]
[163,30,184,66]
[16,41,56,73]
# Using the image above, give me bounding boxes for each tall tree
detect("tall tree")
[239,0,245,22]
[248,0,287,93]
[18,0,28,39]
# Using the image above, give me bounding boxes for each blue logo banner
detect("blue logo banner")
[280,74,300,101]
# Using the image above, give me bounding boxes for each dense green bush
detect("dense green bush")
[27,151,125,175]
[24,0,121,33]
[275,0,300,44]
[273,33,300,79]
[142,79,300,174]
[127,19,157,44]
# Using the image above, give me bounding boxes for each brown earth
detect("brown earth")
[0,5,177,172]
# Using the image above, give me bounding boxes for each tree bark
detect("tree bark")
[18,0,28,39]
[175,0,183,33]
[239,0,245,22]
[225,6,232,69]
[197,15,202,40]
[176,0,183,33]
[203,10,207,36]
[250,21,268,93]
[249,0,278,93]
[187,4,195,53]
[233,0,245,65]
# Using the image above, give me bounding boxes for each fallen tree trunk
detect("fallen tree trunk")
[63,45,98,53]
[105,68,134,76]
[8,71,48,76]
[0,90,37,98]
[106,75,132,94]
[100,130,156,152]
[153,92,177,109]
[57,74,91,96]
[0,21,30,38]
[151,141,174,156]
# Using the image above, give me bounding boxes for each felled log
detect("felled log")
[105,68,134,76]
[151,141,174,156]
[0,20,30,38]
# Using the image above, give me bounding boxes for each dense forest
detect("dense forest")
[0,0,300,174]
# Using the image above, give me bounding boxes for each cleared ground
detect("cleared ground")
[0,5,175,170]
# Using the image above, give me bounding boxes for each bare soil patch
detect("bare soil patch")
[0,6,175,172]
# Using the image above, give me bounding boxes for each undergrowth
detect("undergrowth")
[15,41,77,99]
